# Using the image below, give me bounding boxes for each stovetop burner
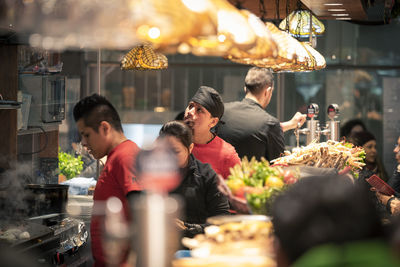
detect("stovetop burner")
[1,213,88,266]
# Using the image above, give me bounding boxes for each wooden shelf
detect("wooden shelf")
[18,124,59,135]
[0,103,21,109]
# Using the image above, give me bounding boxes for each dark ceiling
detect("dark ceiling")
[228,0,397,23]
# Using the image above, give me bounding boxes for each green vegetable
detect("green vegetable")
[227,157,288,215]
[246,187,283,215]
[343,142,354,149]
[358,151,366,161]
[58,148,83,179]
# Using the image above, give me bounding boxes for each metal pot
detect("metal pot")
[24,184,69,217]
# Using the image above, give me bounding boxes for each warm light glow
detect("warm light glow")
[328,9,346,11]
[247,13,267,37]
[148,27,161,39]
[137,25,150,38]
[130,0,216,51]
[324,3,343,6]
[331,13,349,16]
[335,17,351,20]
[218,10,254,44]
[181,0,209,12]
[226,9,278,61]
[42,36,54,50]
[154,106,166,112]
[177,43,191,54]
[217,34,226,42]
[29,34,42,47]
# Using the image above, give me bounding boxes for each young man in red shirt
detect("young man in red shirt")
[73,94,140,267]
[184,86,241,179]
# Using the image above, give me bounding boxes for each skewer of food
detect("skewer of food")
[270,140,365,176]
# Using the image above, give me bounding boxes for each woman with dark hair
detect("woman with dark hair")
[349,130,388,182]
[340,118,367,140]
[158,120,230,237]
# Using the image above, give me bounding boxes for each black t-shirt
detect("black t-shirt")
[218,98,285,161]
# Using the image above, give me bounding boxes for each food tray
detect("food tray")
[207,215,271,225]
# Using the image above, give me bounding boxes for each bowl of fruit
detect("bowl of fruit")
[226,157,299,215]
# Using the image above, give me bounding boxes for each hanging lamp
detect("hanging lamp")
[278,10,325,37]
[226,10,278,60]
[185,0,258,56]
[121,44,168,70]
[130,0,216,53]
[301,42,326,70]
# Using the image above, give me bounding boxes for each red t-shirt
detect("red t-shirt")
[192,136,241,179]
[90,140,140,267]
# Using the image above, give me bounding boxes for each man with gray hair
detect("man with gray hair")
[219,67,306,161]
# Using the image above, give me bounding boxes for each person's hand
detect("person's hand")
[216,174,250,214]
[175,218,187,230]
[280,112,306,132]
[375,191,391,206]
[229,195,250,214]
[391,198,400,215]
[183,222,204,237]
[375,191,400,215]
[216,174,232,197]
[292,112,307,128]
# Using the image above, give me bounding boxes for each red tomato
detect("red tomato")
[285,177,298,185]
[283,170,294,183]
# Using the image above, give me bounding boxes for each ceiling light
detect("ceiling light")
[324,3,343,6]
[218,34,226,42]
[187,0,259,57]
[279,10,325,37]
[120,44,168,70]
[181,0,210,13]
[148,27,161,39]
[335,17,351,20]
[154,106,166,112]
[226,10,278,61]
[331,13,349,16]
[327,9,346,11]
[131,0,216,51]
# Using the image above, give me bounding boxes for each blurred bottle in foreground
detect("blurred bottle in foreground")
[131,140,182,267]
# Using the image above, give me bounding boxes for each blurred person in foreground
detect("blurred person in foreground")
[218,67,306,161]
[157,120,230,237]
[73,94,141,267]
[183,86,240,179]
[271,175,399,267]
